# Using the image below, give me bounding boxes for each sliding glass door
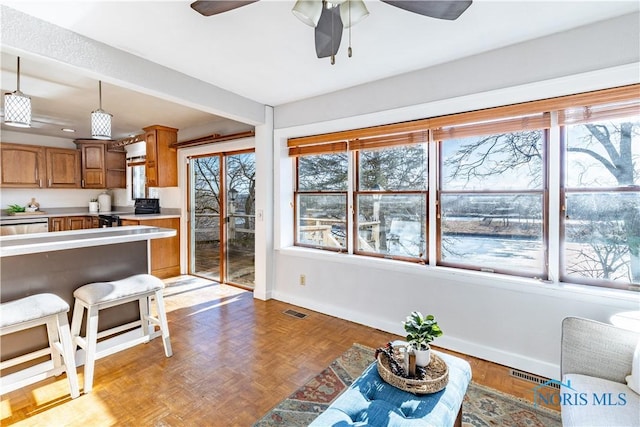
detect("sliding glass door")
[189,150,255,288]
[225,152,256,286]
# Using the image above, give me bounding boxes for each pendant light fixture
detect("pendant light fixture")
[91,80,112,140]
[4,57,32,128]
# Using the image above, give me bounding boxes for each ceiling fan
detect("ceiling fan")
[190,0,472,64]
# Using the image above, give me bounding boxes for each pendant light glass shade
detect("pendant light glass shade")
[292,0,323,27]
[91,109,112,140]
[4,57,32,128]
[91,81,112,140]
[340,0,369,28]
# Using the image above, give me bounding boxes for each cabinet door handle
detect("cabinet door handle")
[48,178,52,187]
[81,179,85,188]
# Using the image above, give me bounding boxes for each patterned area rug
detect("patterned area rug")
[254,344,561,427]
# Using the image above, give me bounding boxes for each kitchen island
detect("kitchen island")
[0,226,176,361]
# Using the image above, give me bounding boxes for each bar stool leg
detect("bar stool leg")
[154,290,172,357]
[56,312,80,398]
[70,300,85,347]
[83,305,99,393]
[139,296,151,339]
[46,317,63,370]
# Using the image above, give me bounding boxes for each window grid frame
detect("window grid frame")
[290,84,639,291]
[559,123,640,290]
[353,144,429,263]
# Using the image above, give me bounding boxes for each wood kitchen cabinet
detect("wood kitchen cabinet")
[75,140,126,189]
[0,143,81,188]
[105,146,126,189]
[49,216,96,232]
[143,125,178,187]
[121,217,180,278]
[45,147,81,188]
[78,142,105,188]
[1,143,45,188]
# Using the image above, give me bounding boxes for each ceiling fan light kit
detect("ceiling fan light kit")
[91,80,112,140]
[191,0,472,64]
[340,0,369,28]
[292,0,323,27]
[4,56,32,128]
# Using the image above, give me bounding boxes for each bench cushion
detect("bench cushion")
[1,293,69,329]
[74,274,164,305]
[309,351,471,426]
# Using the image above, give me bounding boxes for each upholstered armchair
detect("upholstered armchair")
[560,316,639,426]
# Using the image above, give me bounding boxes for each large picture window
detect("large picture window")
[561,102,640,288]
[295,153,348,250]
[288,84,639,291]
[356,141,428,261]
[438,126,547,278]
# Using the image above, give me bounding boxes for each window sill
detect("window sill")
[276,246,639,304]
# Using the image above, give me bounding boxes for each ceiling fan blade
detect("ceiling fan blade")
[381,0,472,20]
[315,5,343,59]
[190,0,259,17]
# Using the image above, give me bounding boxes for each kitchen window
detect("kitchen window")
[128,156,146,199]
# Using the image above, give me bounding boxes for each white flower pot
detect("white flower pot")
[89,201,99,213]
[413,346,431,367]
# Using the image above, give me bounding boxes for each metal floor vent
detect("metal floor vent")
[509,369,560,389]
[283,309,308,319]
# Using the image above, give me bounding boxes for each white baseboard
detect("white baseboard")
[272,290,560,380]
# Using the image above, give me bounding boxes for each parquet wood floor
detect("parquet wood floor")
[1,276,558,426]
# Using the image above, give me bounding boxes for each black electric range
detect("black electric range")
[134,198,161,215]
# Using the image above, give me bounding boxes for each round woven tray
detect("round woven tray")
[377,351,449,394]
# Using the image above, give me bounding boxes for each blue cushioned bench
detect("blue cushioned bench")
[309,350,471,427]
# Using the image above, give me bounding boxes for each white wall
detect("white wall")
[275,12,640,129]
[269,15,640,380]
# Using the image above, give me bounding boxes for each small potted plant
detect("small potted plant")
[403,311,443,367]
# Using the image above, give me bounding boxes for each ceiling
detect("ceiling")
[1,1,638,141]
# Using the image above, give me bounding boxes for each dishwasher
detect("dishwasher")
[0,217,49,235]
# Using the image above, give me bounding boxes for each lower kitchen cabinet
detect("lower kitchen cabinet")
[49,216,96,232]
[120,217,180,279]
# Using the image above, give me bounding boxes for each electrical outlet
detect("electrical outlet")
[299,274,306,286]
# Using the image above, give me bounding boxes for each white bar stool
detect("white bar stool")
[70,274,172,393]
[0,293,80,398]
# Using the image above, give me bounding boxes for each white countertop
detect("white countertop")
[0,226,176,257]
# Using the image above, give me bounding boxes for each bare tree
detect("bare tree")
[443,121,639,284]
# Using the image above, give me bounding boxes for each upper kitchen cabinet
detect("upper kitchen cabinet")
[105,146,126,189]
[45,147,81,188]
[76,141,105,188]
[144,125,178,187]
[0,143,45,188]
[75,140,126,189]
[0,143,80,188]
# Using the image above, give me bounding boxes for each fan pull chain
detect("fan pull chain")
[331,1,336,65]
[348,0,353,58]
